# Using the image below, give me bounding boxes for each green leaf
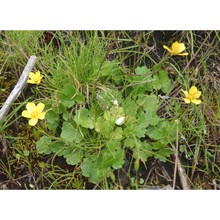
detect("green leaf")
[60,121,83,143]
[81,156,108,183]
[124,136,137,148]
[134,125,147,138]
[47,122,59,132]
[63,147,83,165]
[137,95,160,126]
[133,141,153,161]
[111,127,123,140]
[95,116,114,138]
[63,84,76,97]
[99,60,119,77]
[74,108,95,129]
[58,95,75,108]
[36,136,52,154]
[124,98,137,117]
[151,74,161,90]
[101,121,115,136]
[158,70,172,93]
[46,110,60,131]
[138,94,159,112]
[99,61,123,85]
[102,148,124,169]
[147,120,180,145]
[57,103,69,120]
[151,142,173,162]
[50,141,65,156]
[75,93,85,104]
[146,125,167,142]
[132,66,152,84]
[95,116,104,133]
[81,146,124,183]
[96,87,123,109]
[103,110,112,121]
[46,110,59,123]
[147,70,173,93]
[135,66,149,75]
[57,84,77,108]
[106,139,121,150]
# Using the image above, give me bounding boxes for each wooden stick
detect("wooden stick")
[0,56,37,121]
[173,120,191,190]
[173,121,179,189]
[177,155,191,190]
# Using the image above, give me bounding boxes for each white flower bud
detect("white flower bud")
[115,116,125,125]
[113,100,119,106]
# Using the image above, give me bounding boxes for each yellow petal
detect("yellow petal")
[22,110,31,118]
[171,41,179,47]
[181,89,188,96]
[194,91,201,98]
[176,43,186,53]
[28,72,35,78]
[26,102,36,112]
[163,45,172,53]
[38,112,46,120]
[183,98,191,104]
[29,118,38,126]
[171,41,187,55]
[37,71,43,79]
[36,103,45,113]
[189,86,198,94]
[191,99,201,105]
[177,52,189,56]
[27,79,35,84]
[171,41,181,54]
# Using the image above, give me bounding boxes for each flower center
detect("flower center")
[188,93,196,101]
[33,77,40,83]
[31,110,39,118]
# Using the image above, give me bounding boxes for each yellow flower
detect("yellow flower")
[163,41,189,56]
[27,70,43,84]
[22,102,46,126]
[181,86,202,105]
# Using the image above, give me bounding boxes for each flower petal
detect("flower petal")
[194,91,201,98]
[38,112,46,120]
[115,116,125,125]
[163,45,172,53]
[22,110,31,118]
[176,43,186,53]
[29,118,38,126]
[36,103,45,113]
[181,89,188,96]
[28,72,35,78]
[189,86,198,95]
[191,99,201,105]
[27,79,35,84]
[26,102,36,112]
[171,41,181,54]
[177,52,189,56]
[183,98,191,104]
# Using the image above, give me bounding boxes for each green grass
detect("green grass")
[0,30,220,189]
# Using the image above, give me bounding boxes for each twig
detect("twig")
[177,156,191,190]
[0,55,37,121]
[173,121,179,189]
[173,120,191,190]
